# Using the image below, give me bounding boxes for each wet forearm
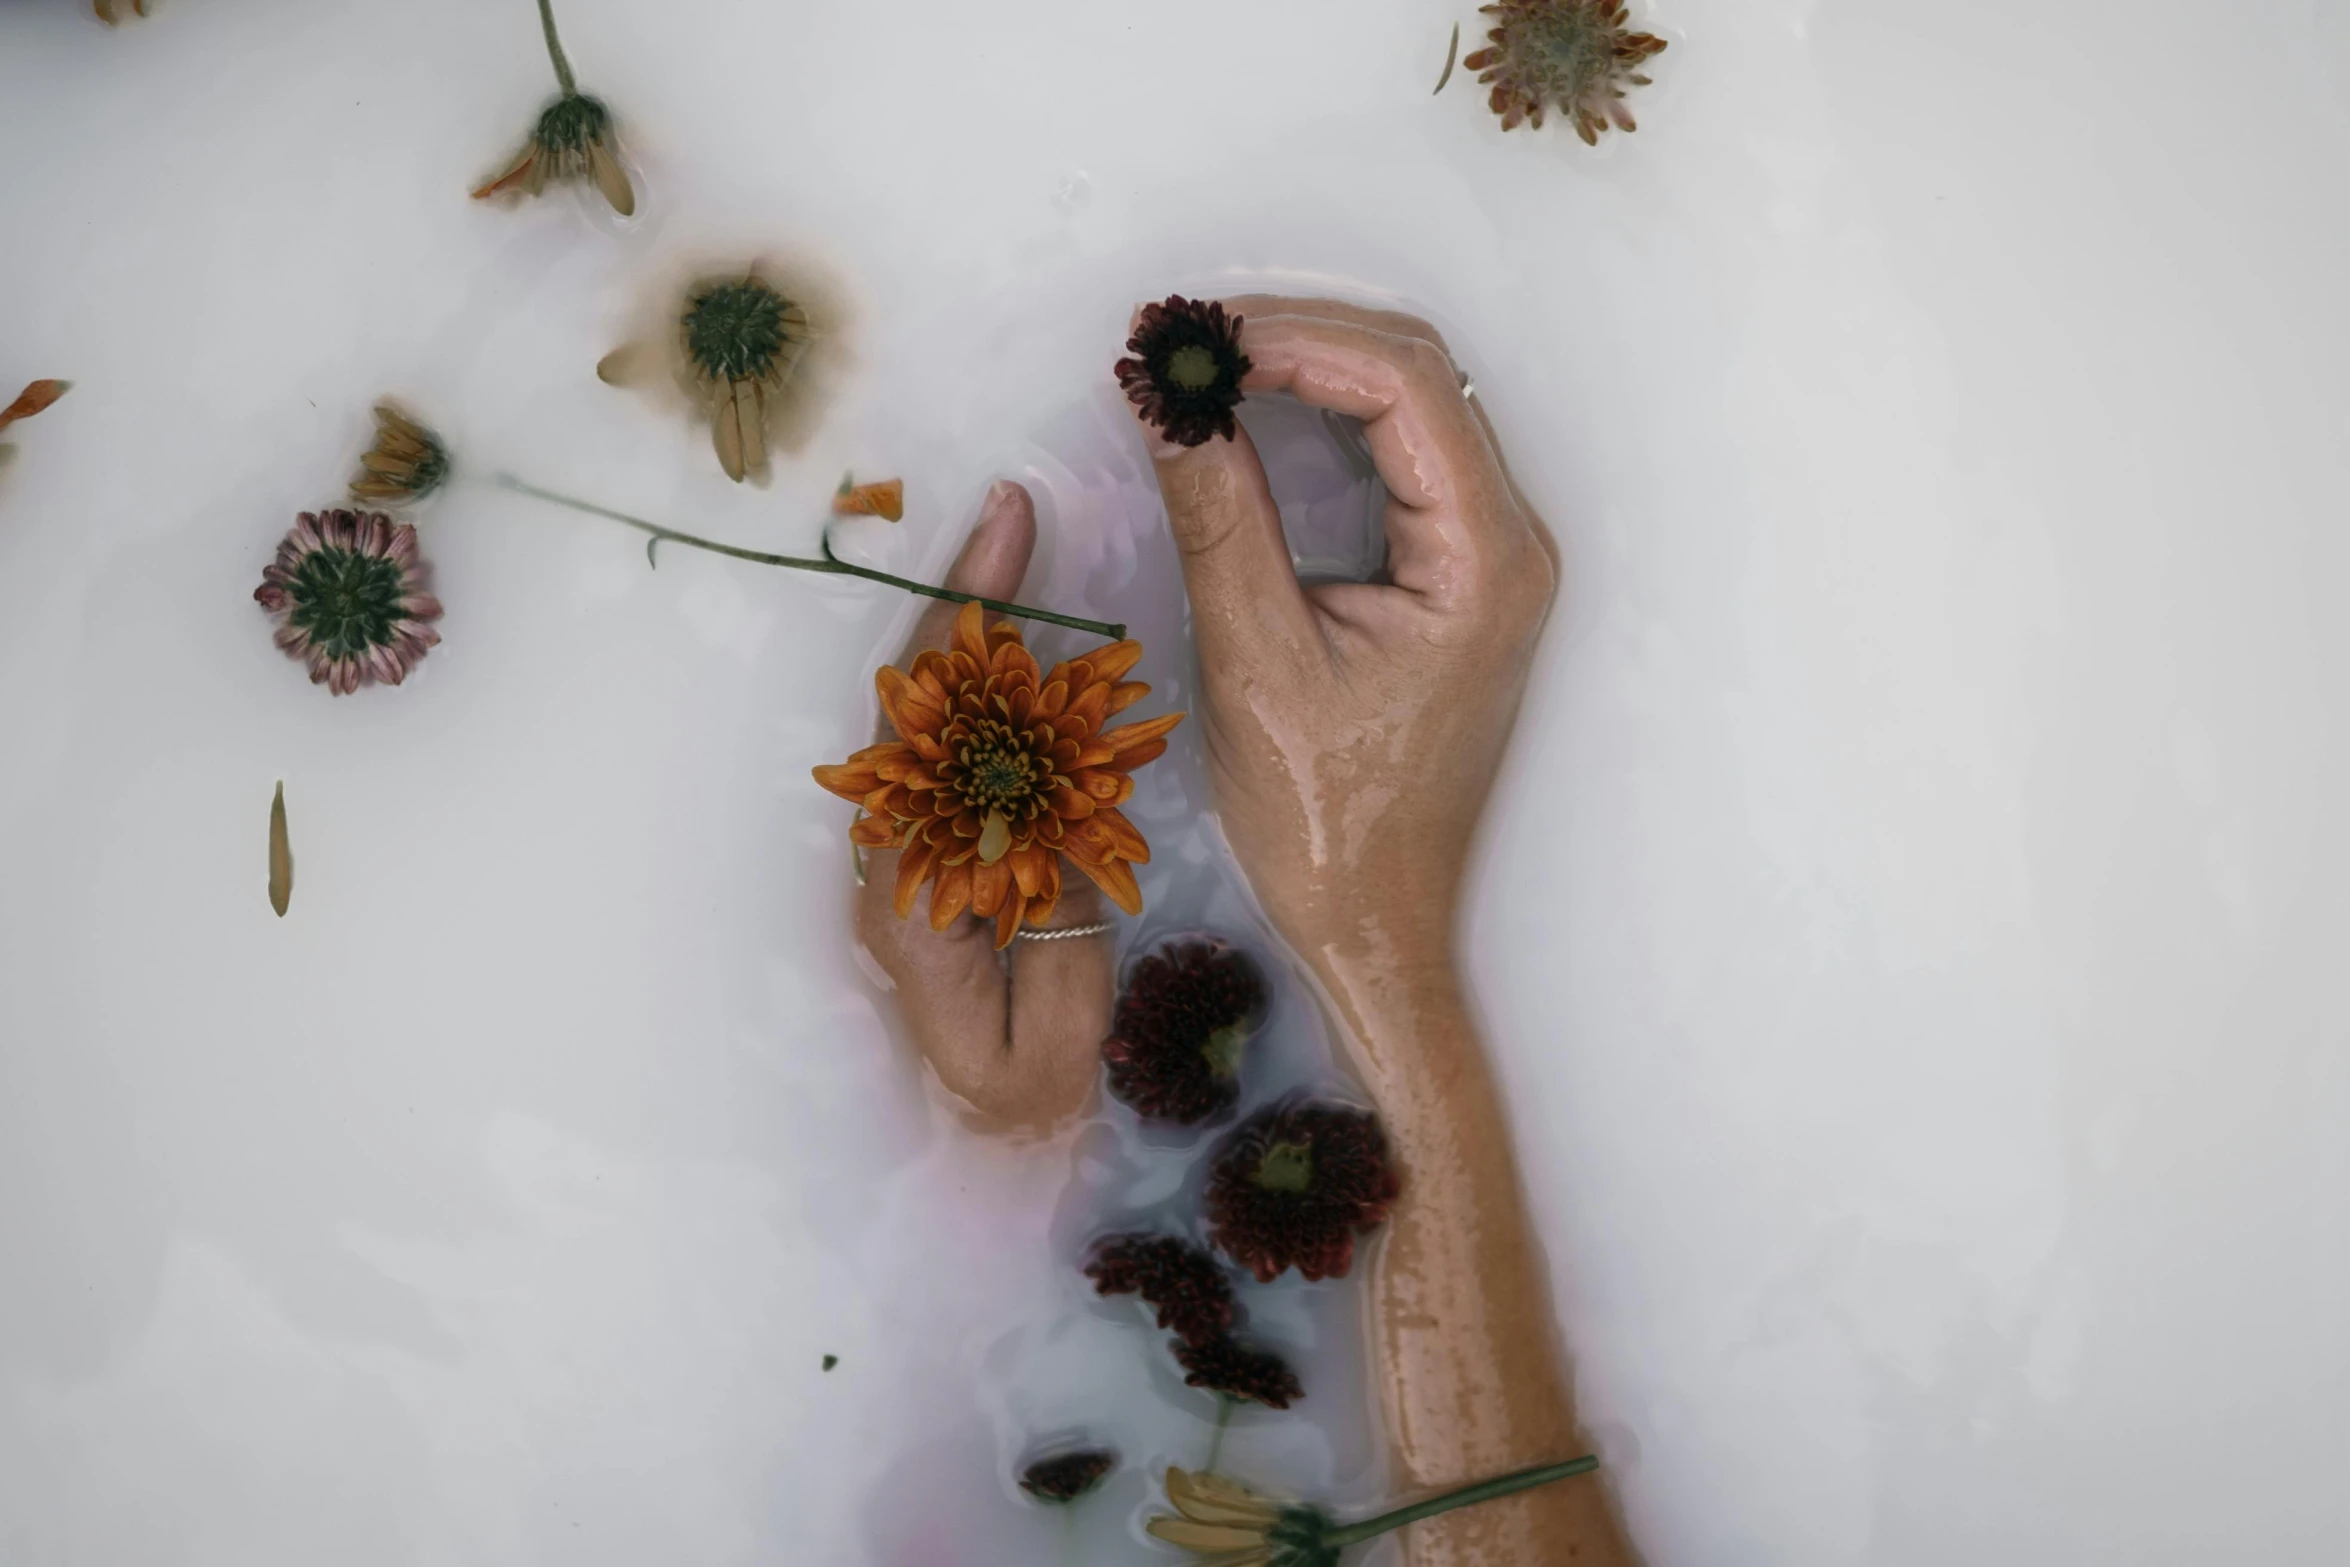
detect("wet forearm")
[1315,953,1633,1567]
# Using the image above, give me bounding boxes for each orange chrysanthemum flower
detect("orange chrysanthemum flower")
[813,601,1182,948]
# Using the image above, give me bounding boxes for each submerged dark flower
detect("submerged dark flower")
[1086,1233,1237,1346]
[1019,1447,1118,1504]
[1206,1100,1400,1284]
[1463,0,1667,143]
[680,275,811,483]
[1103,940,1268,1125]
[349,402,450,505]
[1116,296,1252,448]
[254,510,443,696]
[1148,1457,1604,1565]
[474,92,635,215]
[1174,1334,1302,1410]
[93,0,148,23]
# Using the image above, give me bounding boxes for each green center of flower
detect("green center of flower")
[287,547,406,659]
[1254,1141,1314,1194]
[1203,1023,1248,1080]
[1165,343,1221,392]
[684,279,793,383]
[534,92,612,154]
[958,721,1042,812]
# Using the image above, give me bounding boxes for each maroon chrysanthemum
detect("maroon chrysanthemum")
[1018,1447,1117,1504]
[253,509,443,696]
[1174,1335,1303,1410]
[1086,1233,1237,1347]
[1463,0,1668,144]
[1205,1100,1401,1284]
[1102,940,1268,1125]
[1115,295,1252,448]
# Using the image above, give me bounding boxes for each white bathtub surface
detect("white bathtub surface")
[1,1,2346,1563]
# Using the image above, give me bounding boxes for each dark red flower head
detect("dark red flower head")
[1086,1233,1237,1346]
[1115,295,1252,448]
[1205,1100,1401,1283]
[1174,1335,1303,1410]
[1102,940,1268,1125]
[1018,1447,1118,1504]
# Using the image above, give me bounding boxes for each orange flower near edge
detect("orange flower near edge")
[813,601,1182,947]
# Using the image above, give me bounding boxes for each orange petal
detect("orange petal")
[1082,640,1144,684]
[1047,783,1096,820]
[812,762,881,801]
[1065,682,1110,736]
[1106,681,1150,716]
[1010,844,1049,899]
[1034,679,1070,720]
[470,146,539,200]
[929,860,974,929]
[1071,854,1143,916]
[0,380,67,429]
[894,835,943,919]
[1102,711,1184,757]
[993,895,1025,949]
[950,601,991,664]
[832,478,906,522]
[1095,808,1152,862]
[971,856,1011,918]
[851,815,898,850]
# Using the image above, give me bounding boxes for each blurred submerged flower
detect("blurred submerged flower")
[254,510,443,696]
[1173,1333,1303,1410]
[1206,1100,1400,1283]
[681,275,810,482]
[1463,0,1667,143]
[1116,295,1251,449]
[349,402,450,505]
[1018,1447,1117,1504]
[92,0,147,23]
[1147,1457,1604,1566]
[812,601,1182,947]
[1103,939,1268,1125]
[473,0,634,215]
[1086,1233,1237,1346]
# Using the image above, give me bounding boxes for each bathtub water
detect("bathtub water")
[2,1,2346,1563]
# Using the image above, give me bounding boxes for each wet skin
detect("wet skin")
[851,299,1636,1566]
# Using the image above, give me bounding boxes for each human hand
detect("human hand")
[1131,297,1556,997]
[846,482,1113,1134]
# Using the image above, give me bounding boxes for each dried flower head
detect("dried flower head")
[349,402,449,505]
[1148,1468,1335,1566]
[1116,296,1252,448]
[813,600,1182,947]
[1018,1447,1118,1504]
[1086,1233,1237,1346]
[1463,0,1667,143]
[1147,1457,1603,1565]
[1206,1100,1400,1284]
[254,510,443,696]
[1173,1334,1303,1410]
[1103,940,1268,1125]
[678,275,811,483]
[474,93,635,215]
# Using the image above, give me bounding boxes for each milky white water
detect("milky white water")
[2,2,2347,1563]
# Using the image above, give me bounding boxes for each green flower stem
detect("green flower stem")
[536,0,576,96]
[497,475,1128,641]
[1204,1396,1235,1475]
[1324,1455,1601,1548]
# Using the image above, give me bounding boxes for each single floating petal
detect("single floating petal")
[267,781,293,917]
[832,476,905,523]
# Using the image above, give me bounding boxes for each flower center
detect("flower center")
[534,92,612,154]
[958,720,1042,812]
[287,547,406,659]
[1253,1140,1314,1193]
[684,279,792,383]
[1165,343,1220,392]
[1202,1023,1248,1081]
